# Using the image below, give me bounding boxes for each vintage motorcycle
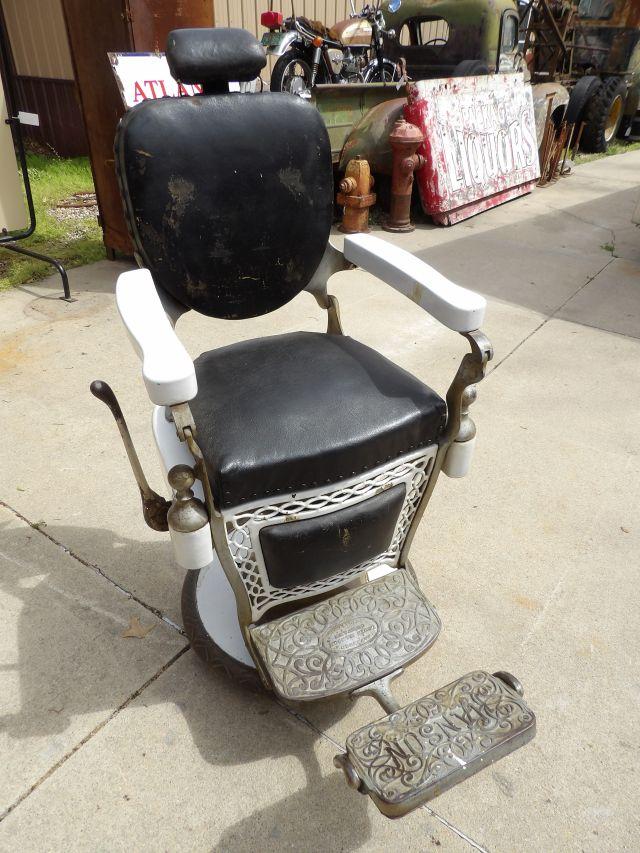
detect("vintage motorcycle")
[262,0,401,94]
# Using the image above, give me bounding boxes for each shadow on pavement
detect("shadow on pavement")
[0,521,377,850]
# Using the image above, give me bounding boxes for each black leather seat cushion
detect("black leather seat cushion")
[190,332,446,509]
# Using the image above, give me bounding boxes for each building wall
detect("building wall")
[216,0,354,33]
[2,0,73,79]
[215,0,355,77]
[1,0,356,156]
[1,0,87,155]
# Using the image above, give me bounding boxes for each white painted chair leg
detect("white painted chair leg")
[442,435,476,478]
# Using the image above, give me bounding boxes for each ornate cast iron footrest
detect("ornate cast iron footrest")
[249,570,440,701]
[336,670,536,819]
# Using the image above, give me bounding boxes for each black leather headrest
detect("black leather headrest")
[166,28,266,88]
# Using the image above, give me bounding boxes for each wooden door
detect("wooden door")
[62,0,214,256]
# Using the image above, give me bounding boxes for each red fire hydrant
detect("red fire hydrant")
[383,118,426,233]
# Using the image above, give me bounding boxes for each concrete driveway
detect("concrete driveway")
[1,151,639,852]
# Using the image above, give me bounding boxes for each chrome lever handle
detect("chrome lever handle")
[90,380,170,532]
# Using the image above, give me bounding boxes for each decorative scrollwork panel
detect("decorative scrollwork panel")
[223,449,436,621]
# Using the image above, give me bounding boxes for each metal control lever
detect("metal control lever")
[90,380,170,531]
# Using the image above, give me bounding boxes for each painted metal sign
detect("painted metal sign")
[404,74,540,225]
[108,53,203,108]
[108,53,261,110]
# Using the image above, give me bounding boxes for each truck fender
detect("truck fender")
[338,97,406,174]
[532,82,570,147]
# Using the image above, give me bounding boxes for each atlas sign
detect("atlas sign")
[108,53,203,108]
[109,53,259,110]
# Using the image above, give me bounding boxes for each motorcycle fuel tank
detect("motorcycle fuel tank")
[332,17,372,46]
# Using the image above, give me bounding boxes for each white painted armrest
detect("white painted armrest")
[343,233,486,332]
[116,269,197,406]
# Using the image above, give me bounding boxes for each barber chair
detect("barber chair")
[91,27,535,818]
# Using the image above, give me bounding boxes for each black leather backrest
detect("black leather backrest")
[115,66,333,319]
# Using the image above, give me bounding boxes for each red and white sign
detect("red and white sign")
[108,53,261,109]
[108,53,204,108]
[405,74,540,225]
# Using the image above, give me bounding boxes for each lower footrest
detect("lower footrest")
[337,670,536,818]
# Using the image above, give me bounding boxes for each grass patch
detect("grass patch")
[574,138,640,165]
[0,153,105,291]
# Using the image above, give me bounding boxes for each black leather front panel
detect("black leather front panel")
[260,484,406,588]
[190,331,446,509]
[116,94,333,318]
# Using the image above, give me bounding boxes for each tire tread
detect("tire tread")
[580,77,626,153]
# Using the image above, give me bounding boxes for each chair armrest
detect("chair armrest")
[116,269,197,406]
[343,233,486,333]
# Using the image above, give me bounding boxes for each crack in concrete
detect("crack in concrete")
[420,804,490,852]
[544,203,618,250]
[0,499,184,635]
[488,256,616,375]
[2,499,486,846]
[0,628,488,851]
[0,645,190,824]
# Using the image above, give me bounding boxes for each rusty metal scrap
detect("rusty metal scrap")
[536,94,583,186]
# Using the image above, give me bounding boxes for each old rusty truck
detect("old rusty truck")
[314,0,530,167]
[522,0,640,152]
[313,0,551,223]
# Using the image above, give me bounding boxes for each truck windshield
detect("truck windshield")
[399,17,450,47]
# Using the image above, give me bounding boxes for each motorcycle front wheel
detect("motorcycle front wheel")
[271,50,315,95]
[362,59,397,83]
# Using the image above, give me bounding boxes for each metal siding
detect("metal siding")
[1,0,74,79]
[13,76,88,156]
